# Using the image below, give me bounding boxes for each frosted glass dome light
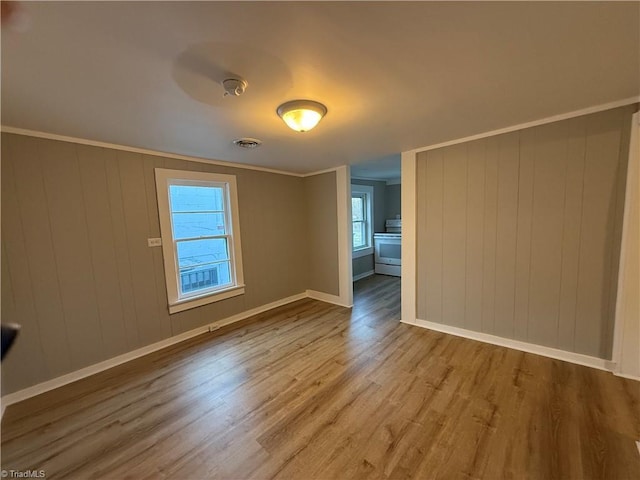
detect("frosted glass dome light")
[277,100,327,132]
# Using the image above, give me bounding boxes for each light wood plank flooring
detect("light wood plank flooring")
[2,275,639,479]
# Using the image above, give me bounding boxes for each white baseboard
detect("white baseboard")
[352,270,375,282]
[403,318,611,372]
[0,292,308,413]
[7,296,631,419]
[613,371,640,382]
[306,289,353,308]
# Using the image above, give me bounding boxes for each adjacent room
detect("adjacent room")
[1,2,639,479]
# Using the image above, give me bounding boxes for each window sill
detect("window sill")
[168,285,245,314]
[353,247,373,259]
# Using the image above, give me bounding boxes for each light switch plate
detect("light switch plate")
[147,238,162,247]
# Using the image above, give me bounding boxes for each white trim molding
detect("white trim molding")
[404,318,612,372]
[0,126,354,181]
[400,150,417,324]
[351,183,374,258]
[154,168,245,314]
[1,290,364,415]
[0,125,304,177]
[407,97,639,155]
[306,289,352,308]
[611,111,640,381]
[353,270,375,282]
[350,176,388,183]
[615,372,640,382]
[0,292,308,413]
[336,166,354,307]
[302,165,342,178]
[352,247,373,259]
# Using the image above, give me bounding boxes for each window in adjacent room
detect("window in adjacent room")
[155,168,245,314]
[351,184,374,258]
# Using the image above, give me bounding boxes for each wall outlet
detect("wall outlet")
[147,238,162,247]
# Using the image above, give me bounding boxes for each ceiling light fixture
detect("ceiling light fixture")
[277,100,327,132]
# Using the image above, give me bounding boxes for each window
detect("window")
[351,184,374,258]
[155,169,244,314]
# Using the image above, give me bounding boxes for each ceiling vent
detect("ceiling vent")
[233,138,262,149]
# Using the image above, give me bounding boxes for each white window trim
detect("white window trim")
[155,168,245,314]
[351,184,374,258]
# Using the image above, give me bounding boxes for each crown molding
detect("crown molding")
[407,96,640,155]
[0,125,306,177]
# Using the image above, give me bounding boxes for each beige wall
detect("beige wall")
[614,112,639,377]
[416,105,634,359]
[1,133,311,394]
[305,172,340,295]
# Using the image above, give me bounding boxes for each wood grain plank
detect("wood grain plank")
[494,132,520,339]
[117,151,164,346]
[0,142,49,389]
[39,139,104,368]
[422,150,444,322]
[442,143,467,327]
[464,139,486,332]
[2,275,638,480]
[481,136,499,334]
[4,135,71,379]
[527,121,567,349]
[557,117,587,352]
[575,110,626,357]
[77,145,129,358]
[415,153,429,321]
[514,128,536,342]
[104,151,141,350]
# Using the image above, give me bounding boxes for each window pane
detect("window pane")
[176,238,229,269]
[172,212,226,239]
[169,185,224,212]
[353,221,366,249]
[352,196,364,221]
[177,239,231,295]
[179,261,232,294]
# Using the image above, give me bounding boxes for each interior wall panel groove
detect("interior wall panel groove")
[1,133,313,395]
[416,105,635,359]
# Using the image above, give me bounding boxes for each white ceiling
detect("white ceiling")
[2,1,638,174]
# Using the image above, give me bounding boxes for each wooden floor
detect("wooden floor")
[2,275,639,479]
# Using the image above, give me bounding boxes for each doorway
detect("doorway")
[349,155,402,307]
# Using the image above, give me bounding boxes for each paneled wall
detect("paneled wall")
[416,106,634,359]
[305,172,340,295]
[1,133,310,394]
[615,112,639,378]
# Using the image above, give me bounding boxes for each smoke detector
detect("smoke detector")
[222,78,248,97]
[233,138,262,149]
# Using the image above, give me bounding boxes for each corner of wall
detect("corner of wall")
[400,151,417,323]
